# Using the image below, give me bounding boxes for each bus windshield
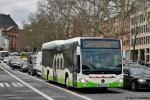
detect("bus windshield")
[81,49,122,75]
[0,51,9,57]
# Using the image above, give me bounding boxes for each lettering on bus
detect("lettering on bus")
[82,40,120,48]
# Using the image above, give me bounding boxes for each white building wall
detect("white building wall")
[0,30,9,50]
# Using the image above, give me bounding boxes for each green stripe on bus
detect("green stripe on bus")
[77,82,123,88]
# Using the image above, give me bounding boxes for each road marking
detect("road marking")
[1,64,143,98]
[0,82,23,88]
[0,66,54,100]
[5,83,10,87]
[21,73,93,100]
[12,82,24,87]
[0,83,4,87]
[21,72,144,99]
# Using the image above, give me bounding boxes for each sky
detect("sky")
[0,0,40,28]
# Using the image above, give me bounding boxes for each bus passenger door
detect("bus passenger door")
[73,55,80,87]
[53,55,57,82]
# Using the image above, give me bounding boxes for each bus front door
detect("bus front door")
[73,65,77,87]
[73,55,80,87]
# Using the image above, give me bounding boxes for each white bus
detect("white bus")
[34,51,42,76]
[0,51,9,60]
[42,37,123,88]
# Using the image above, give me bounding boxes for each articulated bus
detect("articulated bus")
[41,37,123,89]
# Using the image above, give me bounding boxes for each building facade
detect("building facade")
[100,16,131,60]
[0,13,21,51]
[130,1,150,63]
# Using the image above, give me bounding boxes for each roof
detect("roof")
[0,14,18,29]
[42,37,120,50]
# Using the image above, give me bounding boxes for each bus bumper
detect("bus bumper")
[77,82,123,88]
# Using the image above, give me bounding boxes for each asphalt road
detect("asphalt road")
[0,62,150,100]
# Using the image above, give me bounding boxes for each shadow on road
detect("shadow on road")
[46,81,123,94]
[136,89,150,92]
[74,88,123,94]
[122,87,150,92]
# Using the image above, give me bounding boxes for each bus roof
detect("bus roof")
[0,51,8,52]
[42,37,120,50]
[42,40,64,50]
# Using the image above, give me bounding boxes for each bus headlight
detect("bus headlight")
[138,79,146,83]
[79,78,88,83]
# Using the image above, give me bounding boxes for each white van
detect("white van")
[33,51,42,76]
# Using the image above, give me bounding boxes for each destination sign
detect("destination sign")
[82,40,120,48]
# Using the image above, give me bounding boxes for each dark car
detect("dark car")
[20,61,29,72]
[10,60,22,70]
[124,66,150,91]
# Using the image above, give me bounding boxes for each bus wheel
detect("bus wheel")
[28,70,30,75]
[65,76,70,89]
[131,82,138,91]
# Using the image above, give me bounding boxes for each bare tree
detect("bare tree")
[20,0,140,51]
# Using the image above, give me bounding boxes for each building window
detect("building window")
[148,36,150,44]
[142,37,143,45]
[143,25,145,33]
[148,12,150,20]
[132,18,134,25]
[146,25,148,32]
[141,15,143,23]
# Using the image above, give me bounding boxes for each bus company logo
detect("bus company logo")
[53,53,64,70]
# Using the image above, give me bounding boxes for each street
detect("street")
[0,63,150,100]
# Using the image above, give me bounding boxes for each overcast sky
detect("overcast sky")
[0,0,40,28]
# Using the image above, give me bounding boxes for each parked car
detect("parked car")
[20,61,29,72]
[9,56,22,70]
[3,57,9,63]
[124,66,150,91]
[27,55,37,75]
[7,55,15,66]
[33,52,42,77]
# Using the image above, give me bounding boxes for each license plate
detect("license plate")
[99,84,108,87]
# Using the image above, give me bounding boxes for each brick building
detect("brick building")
[69,16,131,60]
[100,16,131,60]
[0,13,21,51]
